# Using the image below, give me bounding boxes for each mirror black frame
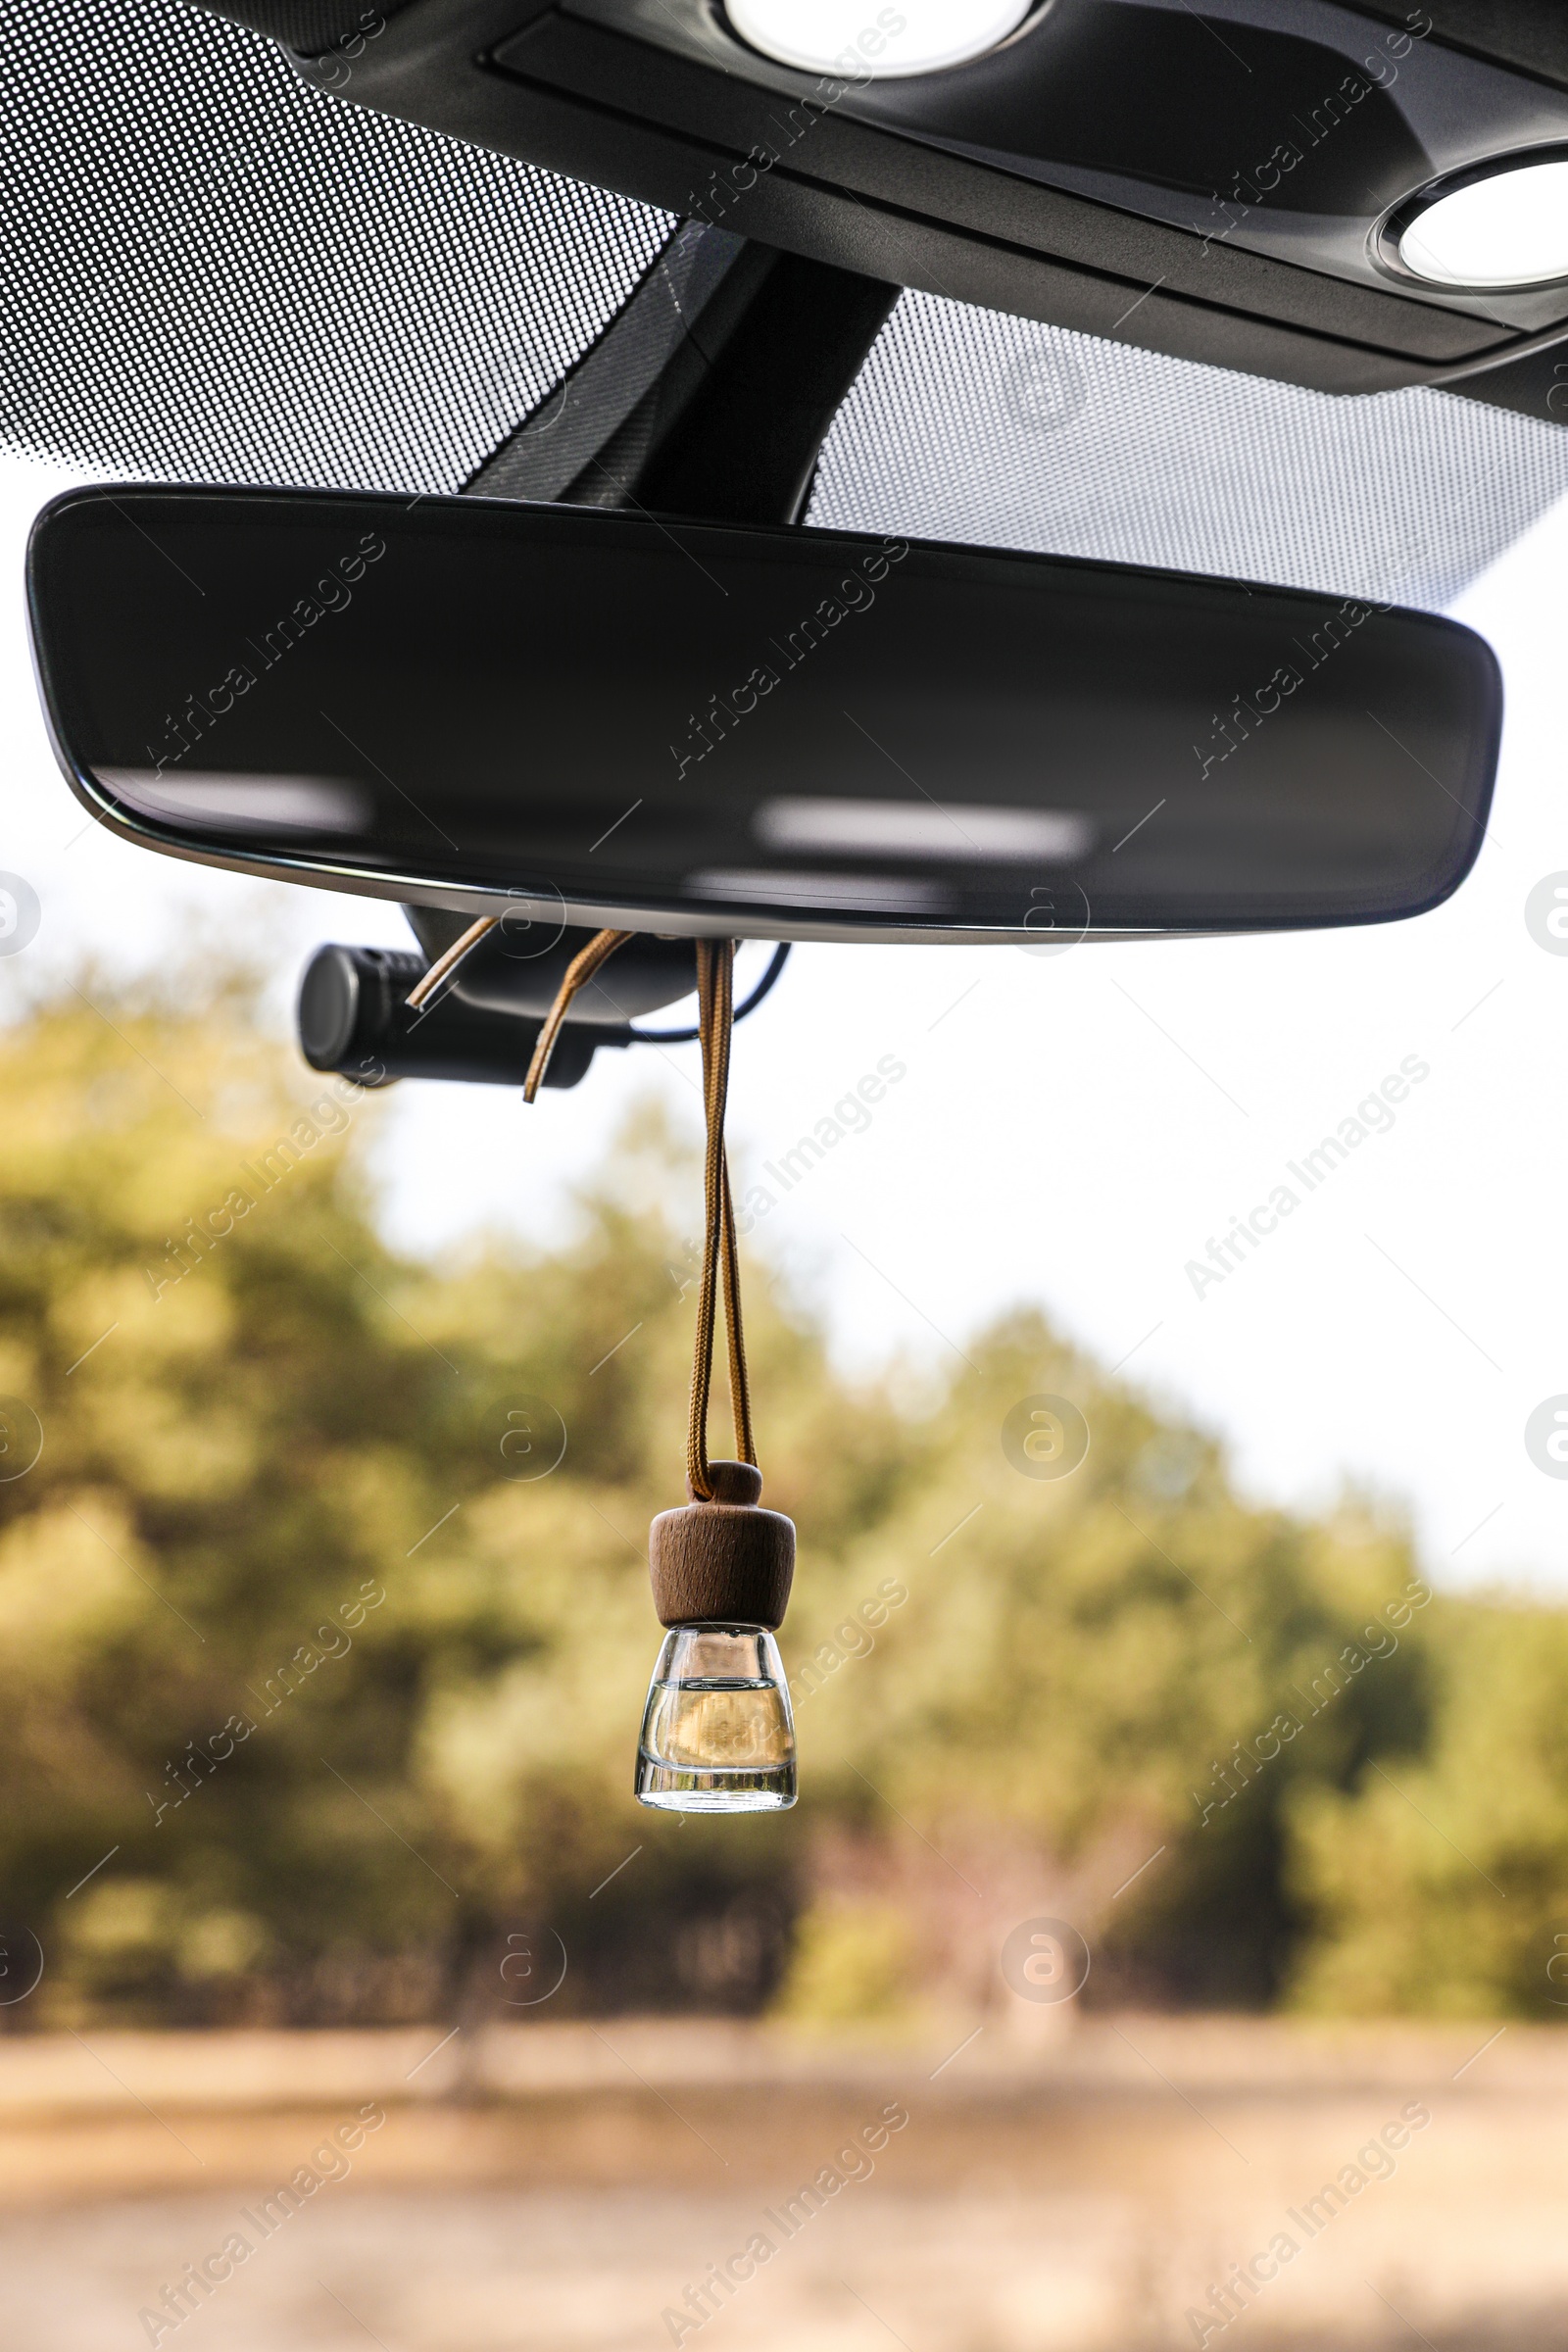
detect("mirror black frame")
[26,484,1501,950]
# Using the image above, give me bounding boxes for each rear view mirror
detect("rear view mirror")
[26,486,1500,944]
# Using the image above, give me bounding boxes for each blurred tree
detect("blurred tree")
[765,1319,1439,2017]
[0,967,1547,2027]
[0,969,912,2023]
[1283,1597,1568,2017]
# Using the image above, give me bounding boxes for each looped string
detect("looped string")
[687,938,755,1499]
[522,928,635,1101]
[516,927,756,1498]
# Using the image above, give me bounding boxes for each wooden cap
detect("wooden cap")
[649,1462,795,1630]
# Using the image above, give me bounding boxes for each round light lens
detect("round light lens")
[724,0,1032,79]
[1398,157,1568,290]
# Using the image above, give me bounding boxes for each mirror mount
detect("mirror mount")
[467,227,900,530]
[398,240,895,1059]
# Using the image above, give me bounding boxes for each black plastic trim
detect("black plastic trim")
[287,0,1538,399]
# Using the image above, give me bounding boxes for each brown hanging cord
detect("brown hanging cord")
[521,928,635,1101]
[405,915,498,1011]
[687,938,756,1499]
[517,927,756,1499]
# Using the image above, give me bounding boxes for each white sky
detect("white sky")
[6,450,1568,1595]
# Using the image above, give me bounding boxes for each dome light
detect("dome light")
[724,0,1032,80]
[1396,156,1568,290]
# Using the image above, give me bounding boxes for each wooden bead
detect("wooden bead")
[696,1459,762,1506]
[649,1461,795,1630]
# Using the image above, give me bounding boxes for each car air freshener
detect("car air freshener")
[524,934,797,1814]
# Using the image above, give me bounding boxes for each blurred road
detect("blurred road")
[0,2018,1562,2350]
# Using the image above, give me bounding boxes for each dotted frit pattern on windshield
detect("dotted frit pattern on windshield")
[811,289,1568,611]
[0,0,673,492]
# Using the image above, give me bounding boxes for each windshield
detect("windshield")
[3,1,1566,2347]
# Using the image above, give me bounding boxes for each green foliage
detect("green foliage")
[1284,1599,1568,2017]
[774,1898,917,2026]
[0,970,1557,2023]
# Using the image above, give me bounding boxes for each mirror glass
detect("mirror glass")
[26,487,1500,943]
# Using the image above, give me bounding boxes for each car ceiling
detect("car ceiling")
[7,0,1568,612]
